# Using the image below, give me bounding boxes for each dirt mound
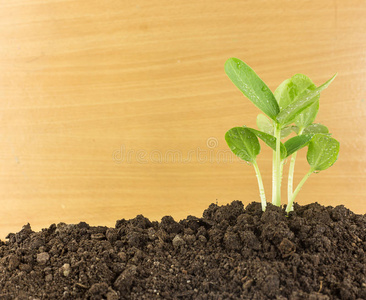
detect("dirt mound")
[0,201,365,299]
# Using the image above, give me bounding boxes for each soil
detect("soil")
[0,201,365,300]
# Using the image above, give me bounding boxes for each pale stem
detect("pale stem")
[273,124,282,206]
[271,150,277,205]
[287,127,304,211]
[287,152,297,209]
[253,160,267,211]
[286,169,313,213]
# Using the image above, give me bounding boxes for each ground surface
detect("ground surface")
[0,201,365,299]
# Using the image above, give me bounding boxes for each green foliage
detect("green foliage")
[307,134,340,171]
[245,127,287,160]
[225,127,260,163]
[303,123,330,134]
[256,114,292,138]
[225,58,280,120]
[274,74,320,128]
[276,74,337,126]
[256,114,273,135]
[224,58,340,212]
[284,134,313,157]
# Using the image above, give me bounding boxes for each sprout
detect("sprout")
[224,58,339,212]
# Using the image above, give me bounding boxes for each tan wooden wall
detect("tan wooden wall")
[1,0,365,239]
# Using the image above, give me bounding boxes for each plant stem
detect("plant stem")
[253,160,267,211]
[286,169,313,213]
[287,127,304,211]
[287,152,297,209]
[272,150,276,205]
[273,123,282,206]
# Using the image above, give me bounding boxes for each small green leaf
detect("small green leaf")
[225,58,280,120]
[280,126,292,139]
[245,127,287,160]
[275,74,316,109]
[307,134,340,171]
[284,134,313,157]
[292,123,329,136]
[225,127,260,162]
[276,74,337,126]
[295,101,319,128]
[256,114,274,135]
[275,74,320,128]
[256,114,292,138]
[303,123,329,134]
[291,126,300,135]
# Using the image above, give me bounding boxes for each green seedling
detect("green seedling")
[224,58,340,212]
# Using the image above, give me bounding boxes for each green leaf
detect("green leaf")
[274,74,316,109]
[275,74,320,128]
[284,134,313,157]
[256,114,292,139]
[276,74,337,126]
[280,126,293,139]
[295,101,319,128]
[303,123,329,134]
[256,114,274,135]
[225,58,280,120]
[245,127,287,160]
[291,126,301,135]
[292,123,330,135]
[225,127,260,162]
[307,134,340,171]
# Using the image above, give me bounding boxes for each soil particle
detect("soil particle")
[0,201,365,299]
[36,252,50,264]
[172,235,186,248]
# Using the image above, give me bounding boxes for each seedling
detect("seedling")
[224,58,340,212]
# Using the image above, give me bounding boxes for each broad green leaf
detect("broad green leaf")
[225,127,260,162]
[276,74,337,126]
[256,114,292,139]
[307,134,340,171]
[275,74,320,128]
[274,74,316,109]
[303,123,329,134]
[284,134,313,157]
[245,127,287,160]
[225,58,280,120]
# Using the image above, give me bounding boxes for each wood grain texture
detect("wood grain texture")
[1,0,365,239]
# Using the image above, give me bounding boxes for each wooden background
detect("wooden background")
[1,0,365,239]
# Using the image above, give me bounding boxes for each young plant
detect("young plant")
[224,58,340,212]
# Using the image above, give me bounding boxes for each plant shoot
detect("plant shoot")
[224,58,340,212]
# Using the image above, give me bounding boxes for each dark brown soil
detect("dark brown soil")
[0,201,365,300]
